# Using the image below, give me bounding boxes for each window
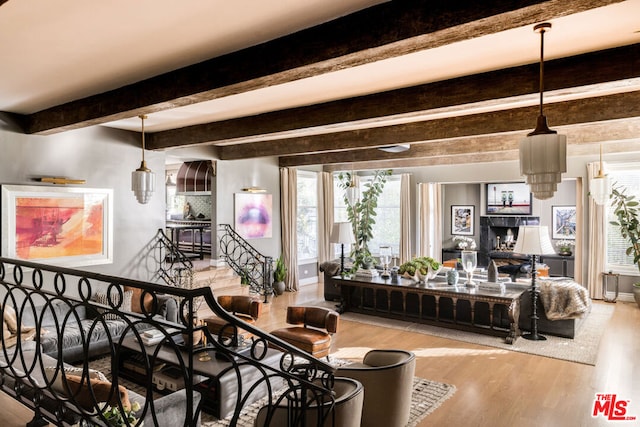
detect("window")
[297,172,318,261]
[333,173,401,257]
[606,163,640,274]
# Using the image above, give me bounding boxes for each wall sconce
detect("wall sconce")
[519,22,567,200]
[131,115,155,204]
[589,144,610,205]
[36,177,86,185]
[242,186,266,193]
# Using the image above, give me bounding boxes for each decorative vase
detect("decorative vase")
[446,269,459,285]
[633,283,640,309]
[559,249,572,256]
[274,281,286,295]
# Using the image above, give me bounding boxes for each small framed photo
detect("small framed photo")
[451,205,474,236]
[552,205,576,240]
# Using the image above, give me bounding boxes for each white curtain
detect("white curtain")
[418,182,442,260]
[586,162,606,299]
[279,167,299,292]
[317,171,334,266]
[399,174,411,264]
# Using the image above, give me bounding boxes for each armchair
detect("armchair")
[203,295,262,342]
[270,306,339,359]
[336,349,416,427]
[254,377,364,427]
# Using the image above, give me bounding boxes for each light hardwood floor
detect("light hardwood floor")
[3,280,639,427]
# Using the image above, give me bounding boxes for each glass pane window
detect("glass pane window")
[606,164,640,273]
[297,172,318,261]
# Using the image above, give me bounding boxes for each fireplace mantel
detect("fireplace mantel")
[479,216,539,266]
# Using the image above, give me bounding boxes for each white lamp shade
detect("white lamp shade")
[330,222,355,244]
[132,168,155,204]
[590,175,611,205]
[513,225,555,256]
[520,133,567,200]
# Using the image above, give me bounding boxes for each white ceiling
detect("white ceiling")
[1,0,640,134]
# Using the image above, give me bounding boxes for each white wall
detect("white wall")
[0,114,166,281]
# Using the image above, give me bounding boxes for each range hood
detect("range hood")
[176,160,215,195]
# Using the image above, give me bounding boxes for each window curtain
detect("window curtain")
[586,162,606,299]
[280,167,299,292]
[399,174,411,263]
[318,171,334,266]
[418,182,442,259]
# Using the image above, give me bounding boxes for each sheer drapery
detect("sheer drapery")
[318,171,334,266]
[587,162,606,299]
[418,182,442,259]
[399,174,411,263]
[280,167,298,291]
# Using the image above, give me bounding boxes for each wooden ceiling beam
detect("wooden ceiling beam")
[18,0,617,135]
[280,92,640,167]
[148,43,640,150]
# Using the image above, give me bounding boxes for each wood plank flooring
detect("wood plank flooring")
[3,280,638,427]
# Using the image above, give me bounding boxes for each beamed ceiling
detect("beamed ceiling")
[2,0,640,171]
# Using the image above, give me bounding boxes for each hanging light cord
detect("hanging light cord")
[139,114,147,163]
[537,25,546,117]
[529,22,555,136]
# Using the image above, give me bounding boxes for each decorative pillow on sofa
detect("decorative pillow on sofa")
[62,373,131,411]
[124,286,154,314]
[92,291,133,320]
[44,365,108,392]
[1,303,37,348]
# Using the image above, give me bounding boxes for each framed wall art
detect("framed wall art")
[552,205,576,240]
[234,192,273,239]
[485,182,532,215]
[451,205,474,236]
[1,185,113,267]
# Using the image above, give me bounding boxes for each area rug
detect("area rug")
[339,302,614,366]
[200,376,456,427]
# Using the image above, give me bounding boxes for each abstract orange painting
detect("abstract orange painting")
[1,186,113,266]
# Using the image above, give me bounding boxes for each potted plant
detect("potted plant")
[609,184,640,308]
[337,169,392,271]
[273,255,287,295]
[554,239,575,256]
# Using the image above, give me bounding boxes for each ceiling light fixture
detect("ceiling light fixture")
[519,22,566,201]
[378,144,410,153]
[345,169,359,206]
[589,143,610,205]
[131,114,155,204]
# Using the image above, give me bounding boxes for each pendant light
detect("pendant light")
[131,114,155,204]
[589,143,610,205]
[519,22,566,201]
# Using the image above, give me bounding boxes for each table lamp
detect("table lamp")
[513,225,555,341]
[330,222,355,274]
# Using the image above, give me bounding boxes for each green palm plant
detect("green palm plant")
[337,169,392,270]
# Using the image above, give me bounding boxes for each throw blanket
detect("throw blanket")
[2,304,37,348]
[319,261,341,277]
[538,279,592,320]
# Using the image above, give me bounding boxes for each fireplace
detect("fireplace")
[479,216,539,266]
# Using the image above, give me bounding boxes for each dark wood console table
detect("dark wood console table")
[334,275,528,344]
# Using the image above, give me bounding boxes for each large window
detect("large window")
[297,171,318,262]
[606,163,640,274]
[333,174,401,256]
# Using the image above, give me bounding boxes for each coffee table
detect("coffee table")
[334,275,528,344]
[116,335,282,418]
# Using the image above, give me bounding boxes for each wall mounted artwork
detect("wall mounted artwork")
[552,205,577,240]
[1,185,113,267]
[234,193,272,239]
[451,205,474,236]
[485,182,532,215]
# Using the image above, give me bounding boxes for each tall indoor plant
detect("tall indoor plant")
[337,169,392,270]
[609,184,640,308]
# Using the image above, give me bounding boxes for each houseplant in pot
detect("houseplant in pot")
[609,184,640,308]
[273,255,287,295]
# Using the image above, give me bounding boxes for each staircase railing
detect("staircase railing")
[151,228,194,288]
[0,257,336,427]
[218,224,273,302]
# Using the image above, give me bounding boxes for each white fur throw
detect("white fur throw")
[538,279,592,320]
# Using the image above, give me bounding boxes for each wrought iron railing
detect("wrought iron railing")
[218,224,274,302]
[0,257,336,427]
[151,228,194,288]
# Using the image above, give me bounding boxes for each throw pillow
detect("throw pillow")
[1,303,37,348]
[62,374,131,411]
[44,366,109,393]
[92,291,133,320]
[124,286,153,314]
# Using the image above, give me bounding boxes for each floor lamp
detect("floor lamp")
[513,225,555,341]
[330,222,355,274]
